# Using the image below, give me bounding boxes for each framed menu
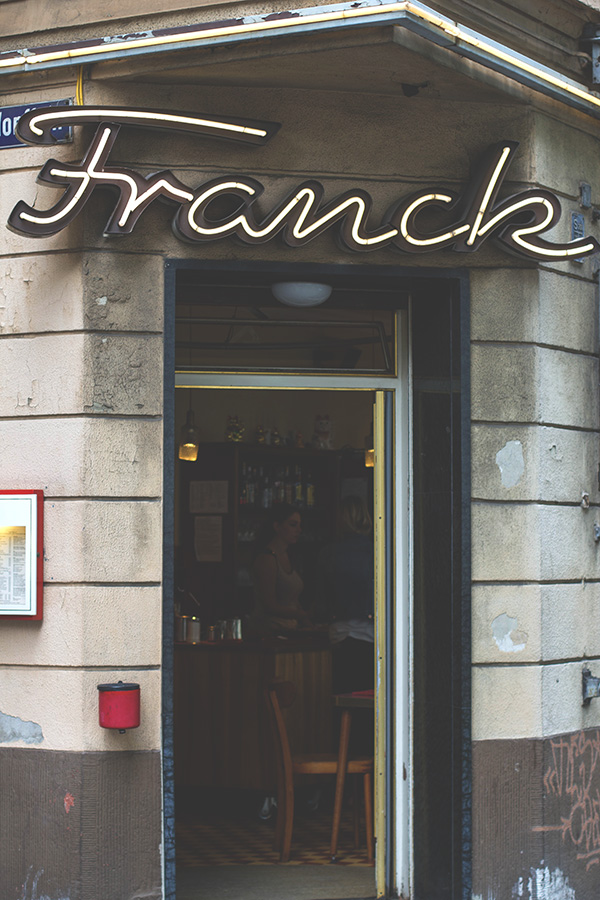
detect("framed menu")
[0,490,43,620]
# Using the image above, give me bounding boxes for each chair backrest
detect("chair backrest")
[265,680,297,789]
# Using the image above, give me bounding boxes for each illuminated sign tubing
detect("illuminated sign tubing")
[7,105,598,262]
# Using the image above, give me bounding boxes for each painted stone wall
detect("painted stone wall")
[0,72,164,900]
[470,112,600,899]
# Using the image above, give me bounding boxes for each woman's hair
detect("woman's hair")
[270,502,300,527]
[256,503,300,547]
[340,495,372,535]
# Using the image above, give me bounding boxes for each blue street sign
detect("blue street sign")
[0,99,73,149]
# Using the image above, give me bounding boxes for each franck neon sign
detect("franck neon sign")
[7,105,599,261]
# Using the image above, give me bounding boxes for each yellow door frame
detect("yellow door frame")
[176,381,396,897]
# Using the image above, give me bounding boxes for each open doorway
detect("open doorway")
[173,386,383,900]
[164,264,468,899]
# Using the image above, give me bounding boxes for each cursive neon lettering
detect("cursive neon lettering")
[466,145,512,246]
[6,105,599,263]
[398,193,470,247]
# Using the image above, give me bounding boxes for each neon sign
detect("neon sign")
[7,105,599,261]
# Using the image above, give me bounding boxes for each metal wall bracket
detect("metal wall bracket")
[581,24,600,83]
[582,667,600,705]
[593,41,600,83]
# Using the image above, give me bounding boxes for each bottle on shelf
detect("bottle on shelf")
[274,468,285,504]
[294,465,304,507]
[246,466,256,506]
[306,471,315,508]
[262,472,273,509]
[284,466,293,504]
[239,463,248,505]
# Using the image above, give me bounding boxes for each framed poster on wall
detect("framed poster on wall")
[0,490,43,620]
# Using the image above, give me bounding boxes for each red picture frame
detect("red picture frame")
[0,489,44,621]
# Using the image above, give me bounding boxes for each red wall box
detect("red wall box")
[98,682,141,732]
[0,489,44,621]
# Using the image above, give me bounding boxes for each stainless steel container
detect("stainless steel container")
[175,615,190,642]
[228,618,243,641]
[187,617,201,643]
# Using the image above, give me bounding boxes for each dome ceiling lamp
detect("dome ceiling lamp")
[271,282,332,307]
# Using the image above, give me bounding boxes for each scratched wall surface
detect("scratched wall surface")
[0,749,162,900]
[473,729,600,900]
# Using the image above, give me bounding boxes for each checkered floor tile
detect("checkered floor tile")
[177,805,373,867]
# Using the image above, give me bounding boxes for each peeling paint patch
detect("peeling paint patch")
[16,380,39,409]
[95,295,108,306]
[64,793,75,814]
[0,710,43,744]
[264,10,301,20]
[512,867,576,900]
[496,440,525,488]
[492,613,527,652]
[90,401,113,412]
[548,442,563,462]
[104,30,153,43]
[19,865,70,900]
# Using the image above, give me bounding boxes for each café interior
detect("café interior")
[171,271,392,898]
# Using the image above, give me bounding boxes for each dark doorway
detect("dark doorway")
[162,262,470,900]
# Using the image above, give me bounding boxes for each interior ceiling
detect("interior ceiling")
[99,26,515,102]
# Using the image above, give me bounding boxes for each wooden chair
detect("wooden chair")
[265,680,374,863]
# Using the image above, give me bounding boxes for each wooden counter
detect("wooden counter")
[174,638,333,791]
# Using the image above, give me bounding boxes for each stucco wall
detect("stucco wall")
[469,112,600,896]
[0,71,165,899]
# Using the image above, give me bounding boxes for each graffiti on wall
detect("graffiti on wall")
[533,730,600,871]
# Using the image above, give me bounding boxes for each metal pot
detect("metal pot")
[227,618,243,641]
[187,617,201,643]
[175,615,190,642]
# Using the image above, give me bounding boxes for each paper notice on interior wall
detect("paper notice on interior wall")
[190,480,228,514]
[194,516,223,563]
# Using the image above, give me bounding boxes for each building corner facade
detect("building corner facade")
[1,2,600,899]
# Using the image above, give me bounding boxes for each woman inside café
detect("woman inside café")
[250,503,312,635]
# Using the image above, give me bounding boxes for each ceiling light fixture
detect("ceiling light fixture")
[271,282,332,307]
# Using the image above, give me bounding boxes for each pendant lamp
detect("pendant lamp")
[179,396,200,462]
